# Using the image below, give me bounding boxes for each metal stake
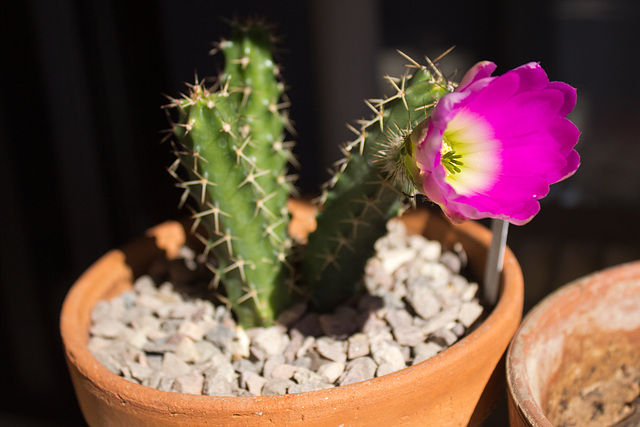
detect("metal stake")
[483,219,509,306]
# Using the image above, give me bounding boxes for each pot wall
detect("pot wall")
[507,261,640,426]
[61,207,524,426]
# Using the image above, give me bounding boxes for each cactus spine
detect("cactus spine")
[168,23,295,328]
[303,54,455,310]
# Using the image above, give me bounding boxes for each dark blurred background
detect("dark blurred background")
[1,0,639,425]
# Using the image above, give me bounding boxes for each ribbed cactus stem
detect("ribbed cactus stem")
[304,54,455,310]
[168,23,295,328]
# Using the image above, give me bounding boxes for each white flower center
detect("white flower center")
[442,110,501,195]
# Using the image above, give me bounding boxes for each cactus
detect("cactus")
[167,23,295,328]
[167,21,456,327]
[303,53,454,310]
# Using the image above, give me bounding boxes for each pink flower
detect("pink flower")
[412,61,580,225]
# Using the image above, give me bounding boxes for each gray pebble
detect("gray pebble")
[370,341,405,372]
[295,336,315,359]
[205,324,234,348]
[289,367,333,393]
[406,284,441,320]
[262,355,286,379]
[158,375,175,392]
[90,319,128,339]
[366,325,394,347]
[385,309,413,330]
[413,238,442,262]
[315,337,347,363]
[357,294,384,312]
[135,293,166,313]
[146,354,164,371]
[360,312,387,334]
[283,328,304,363]
[175,337,199,363]
[392,324,425,347]
[460,282,479,302]
[376,362,401,377]
[130,314,161,334]
[88,336,114,353]
[292,313,322,337]
[193,340,219,364]
[143,371,167,390]
[293,366,325,384]
[347,333,370,360]
[292,356,312,370]
[412,341,444,365]
[241,371,267,396]
[233,358,260,375]
[318,311,358,338]
[431,327,459,347]
[450,322,466,337]
[458,301,484,328]
[339,357,377,386]
[288,380,333,394]
[127,330,148,349]
[93,352,122,376]
[161,319,184,334]
[178,320,207,341]
[250,326,288,358]
[269,363,298,380]
[228,327,250,359]
[262,378,295,396]
[133,275,157,294]
[203,372,233,396]
[380,248,415,275]
[90,300,112,323]
[172,373,204,395]
[420,307,459,335]
[142,339,178,354]
[439,251,462,273]
[162,352,192,378]
[206,356,236,383]
[317,361,345,384]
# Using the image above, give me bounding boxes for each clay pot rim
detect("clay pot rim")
[61,210,523,411]
[506,260,640,426]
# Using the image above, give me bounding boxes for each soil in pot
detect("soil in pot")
[544,329,640,426]
[88,216,487,397]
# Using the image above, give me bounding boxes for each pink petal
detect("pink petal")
[499,144,569,177]
[480,89,567,139]
[461,72,521,116]
[477,174,551,202]
[509,62,549,92]
[457,61,497,92]
[547,81,577,116]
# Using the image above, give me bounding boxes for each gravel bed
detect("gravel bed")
[89,218,484,396]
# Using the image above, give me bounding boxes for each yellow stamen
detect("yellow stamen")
[441,135,463,175]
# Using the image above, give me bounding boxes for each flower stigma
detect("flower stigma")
[440,134,463,176]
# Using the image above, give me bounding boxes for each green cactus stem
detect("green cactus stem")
[167,23,296,328]
[303,53,455,311]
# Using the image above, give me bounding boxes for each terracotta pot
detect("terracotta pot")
[507,261,640,426]
[61,205,523,426]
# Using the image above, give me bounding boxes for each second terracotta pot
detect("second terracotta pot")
[507,261,640,426]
